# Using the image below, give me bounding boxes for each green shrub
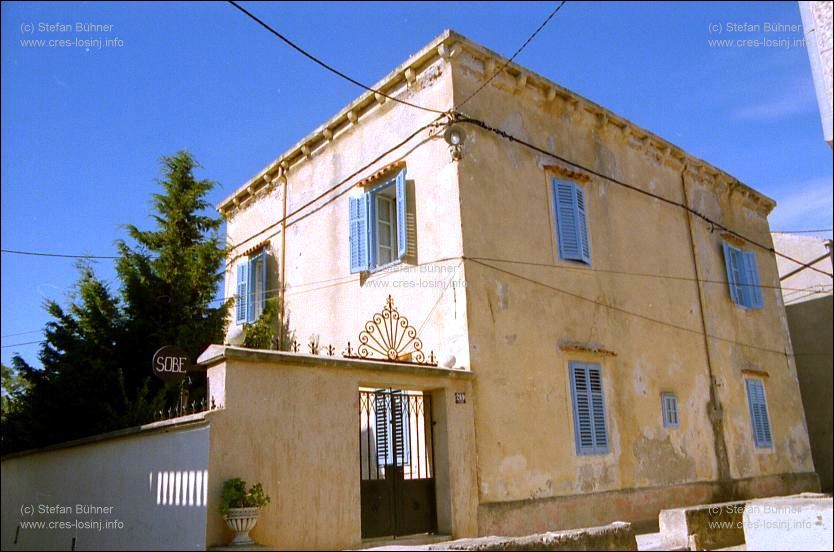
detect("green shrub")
[242,297,294,350]
[219,478,271,514]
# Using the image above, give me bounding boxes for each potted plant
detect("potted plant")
[219,478,271,546]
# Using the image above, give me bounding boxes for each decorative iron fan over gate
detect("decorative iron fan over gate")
[343,295,437,366]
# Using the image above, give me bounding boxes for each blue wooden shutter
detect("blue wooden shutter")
[570,363,593,453]
[246,250,267,323]
[389,390,411,466]
[261,250,268,310]
[742,251,763,309]
[570,362,608,454]
[395,169,408,259]
[349,194,369,273]
[401,395,411,466]
[722,241,743,306]
[554,180,580,261]
[247,254,257,323]
[553,180,591,263]
[574,185,592,264]
[745,379,772,448]
[662,393,679,427]
[571,362,609,453]
[235,261,249,324]
[374,393,388,467]
[587,365,608,451]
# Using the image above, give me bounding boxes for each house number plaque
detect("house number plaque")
[455,392,466,404]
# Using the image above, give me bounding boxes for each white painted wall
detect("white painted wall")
[1,421,210,551]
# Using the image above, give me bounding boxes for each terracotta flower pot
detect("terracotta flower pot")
[223,506,260,546]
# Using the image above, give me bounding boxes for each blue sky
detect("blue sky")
[2,1,832,366]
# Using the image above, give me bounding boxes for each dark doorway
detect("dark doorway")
[359,389,437,539]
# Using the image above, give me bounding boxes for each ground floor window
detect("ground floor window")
[745,378,772,448]
[661,392,680,428]
[569,361,609,454]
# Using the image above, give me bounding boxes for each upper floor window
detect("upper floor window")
[552,179,591,265]
[722,241,763,309]
[569,361,609,455]
[745,378,772,449]
[235,248,268,325]
[349,169,408,273]
[661,392,680,428]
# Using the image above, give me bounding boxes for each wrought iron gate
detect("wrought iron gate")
[359,389,437,539]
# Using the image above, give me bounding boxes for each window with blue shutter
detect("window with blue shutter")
[248,249,268,323]
[235,261,249,325]
[235,249,269,325]
[349,168,408,273]
[661,393,679,428]
[569,361,609,454]
[553,180,592,264]
[374,393,388,468]
[722,241,763,309]
[745,379,773,448]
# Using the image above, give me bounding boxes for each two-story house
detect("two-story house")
[198,30,818,550]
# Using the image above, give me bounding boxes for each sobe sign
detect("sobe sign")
[152,346,192,382]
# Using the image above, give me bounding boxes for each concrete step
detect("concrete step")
[358,533,452,550]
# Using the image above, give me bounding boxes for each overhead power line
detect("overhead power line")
[453,115,834,280]
[468,257,791,357]
[467,255,830,294]
[8,251,829,349]
[1,329,43,339]
[225,115,446,253]
[779,252,831,281]
[455,1,568,110]
[3,119,444,267]
[1,340,43,350]
[227,1,447,115]
[1,249,118,260]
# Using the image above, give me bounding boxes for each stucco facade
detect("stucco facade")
[213,30,818,548]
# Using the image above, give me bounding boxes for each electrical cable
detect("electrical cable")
[227,1,448,115]
[453,115,834,280]
[455,1,567,110]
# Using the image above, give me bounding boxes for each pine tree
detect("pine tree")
[2,152,230,453]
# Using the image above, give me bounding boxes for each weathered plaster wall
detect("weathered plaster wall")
[202,349,478,550]
[0,421,210,551]
[222,48,470,371]
[450,44,816,530]
[686,178,814,484]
